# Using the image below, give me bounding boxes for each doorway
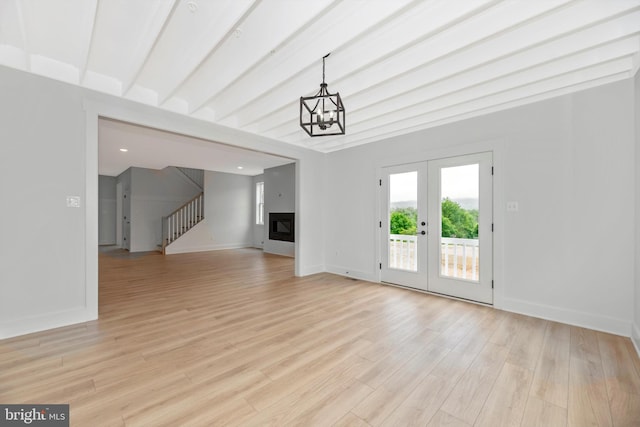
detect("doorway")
[380,152,493,304]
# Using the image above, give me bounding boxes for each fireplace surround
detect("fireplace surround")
[269,212,294,242]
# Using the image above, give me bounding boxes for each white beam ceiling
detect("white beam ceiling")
[1,0,639,153]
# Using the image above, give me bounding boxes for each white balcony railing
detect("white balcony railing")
[441,237,479,281]
[389,234,418,271]
[389,234,479,281]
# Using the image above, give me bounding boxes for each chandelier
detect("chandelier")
[299,53,345,137]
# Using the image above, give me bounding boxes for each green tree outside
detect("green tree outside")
[390,199,478,238]
[390,207,417,235]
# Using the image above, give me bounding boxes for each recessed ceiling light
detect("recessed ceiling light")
[119,148,128,152]
[237,166,243,170]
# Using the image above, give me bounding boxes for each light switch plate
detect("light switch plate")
[506,201,519,212]
[66,196,81,208]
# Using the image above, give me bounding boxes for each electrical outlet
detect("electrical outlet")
[506,201,519,212]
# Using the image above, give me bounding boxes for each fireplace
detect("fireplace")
[269,212,295,242]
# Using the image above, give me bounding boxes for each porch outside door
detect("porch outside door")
[380,152,493,304]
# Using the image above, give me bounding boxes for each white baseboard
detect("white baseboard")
[502,296,631,337]
[0,307,96,340]
[165,242,252,255]
[297,264,325,276]
[632,323,640,359]
[263,249,295,257]
[325,265,377,283]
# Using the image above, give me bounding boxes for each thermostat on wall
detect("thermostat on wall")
[66,196,81,208]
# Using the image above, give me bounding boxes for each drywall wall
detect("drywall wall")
[165,170,253,254]
[98,175,117,245]
[253,174,265,248]
[634,69,640,352]
[264,163,296,257]
[324,79,635,336]
[129,166,201,252]
[0,64,325,339]
[0,66,89,338]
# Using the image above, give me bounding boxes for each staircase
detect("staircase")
[162,192,204,254]
[176,167,204,189]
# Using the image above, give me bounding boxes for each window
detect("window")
[256,181,264,225]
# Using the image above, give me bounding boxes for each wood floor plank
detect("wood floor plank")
[352,344,449,426]
[426,410,471,427]
[529,321,571,408]
[506,315,547,371]
[379,374,450,427]
[0,248,637,427]
[474,362,533,427]
[597,331,640,396]
[334,412,372,427]
[567,356,613,427]
[440,342,509,424]
[521,396,567,427]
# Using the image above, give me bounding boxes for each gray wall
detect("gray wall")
[0,66,87,337]
[98,175,117,245]
[264,163,296,256]
[324,79,635,336]
[204,171,253,247]
[164,170,254,254]
[129,166,201,252]
[0,64,326,339]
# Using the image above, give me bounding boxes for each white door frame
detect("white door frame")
[377,146,504,307]
[427,152,493,304]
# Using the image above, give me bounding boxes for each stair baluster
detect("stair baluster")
[162,192,204,254]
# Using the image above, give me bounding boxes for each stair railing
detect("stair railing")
[162,192,204,254]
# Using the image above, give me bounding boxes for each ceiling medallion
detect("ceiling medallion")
[300,53,345,137]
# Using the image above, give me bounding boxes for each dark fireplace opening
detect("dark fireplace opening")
[269,212,295,242]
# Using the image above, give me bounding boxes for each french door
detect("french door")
[380,152,493,304]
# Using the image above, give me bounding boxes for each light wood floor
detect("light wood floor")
[1,248,639,426]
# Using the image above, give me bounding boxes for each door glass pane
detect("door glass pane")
[389,171,418,271]
[440,164,479,281]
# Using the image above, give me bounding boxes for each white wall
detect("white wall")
[264,163,296,257]
[253,174,265,248]
[165,170,253,254]
[324,79,635,337]
[634,69,640,352]
[0,64,325,339]
[98,175,117,245]
[0,66,90,338]
[129,166,201,252]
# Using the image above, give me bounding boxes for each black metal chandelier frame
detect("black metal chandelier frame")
[299,53,345,137]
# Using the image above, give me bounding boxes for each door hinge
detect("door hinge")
[379,221,382,228]
[379,179,382,186]
[379,263,382,270]
[491,223,494,232]
[492,280,494,289]
[491,166,494,175]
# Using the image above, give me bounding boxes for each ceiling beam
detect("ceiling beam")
[157,0,261,106]
[14,0,30,71]
[78,0,99,85]
[122,0,178,96]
